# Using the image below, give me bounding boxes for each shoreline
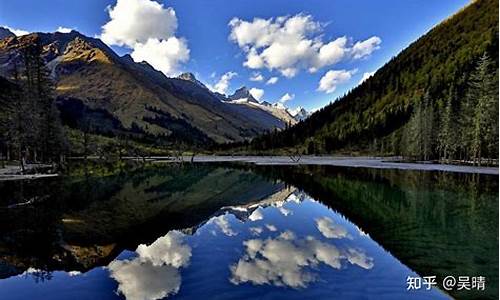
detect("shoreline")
[0,155,497,181]
[154,155,499,175]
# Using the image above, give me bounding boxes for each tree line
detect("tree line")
[243,54,498,165]
[401,54,498,165]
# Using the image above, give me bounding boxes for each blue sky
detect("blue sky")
[0,0,469,111]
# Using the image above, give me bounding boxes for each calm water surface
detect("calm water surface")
[0,163,497,300]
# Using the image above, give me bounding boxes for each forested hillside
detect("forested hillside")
[248,0,498,164]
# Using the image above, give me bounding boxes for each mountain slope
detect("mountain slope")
[0,30,288,145]
[250,0,498,157]
[0,27,15,40]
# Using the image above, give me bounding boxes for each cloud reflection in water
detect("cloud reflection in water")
[230,229,374,288]
[228,191,374,289]
[108,231,191,300]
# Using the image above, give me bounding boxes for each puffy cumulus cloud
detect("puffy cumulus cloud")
[108,231,191,300]
[210,71,237,94]
[359,71,375,85]
[279,93,295,104]
[56,26,73,33]
[109,259,181,300]
[230,231,374,288]
[315,217,351,239]
[131,37,189,76]
[136,230,192,267]
[309,36,348,73]
[317,69,357,94]
[208,214,238,236]
[229,14,381,78]
[346,248,374,269]
[100,0,189,76]
[250,72,264,82]
[101,0,177,47]
[351,36,381,59]
[249,88,264,100]
[266,77,279,85]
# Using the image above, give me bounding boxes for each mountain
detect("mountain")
[288,106,310,122]
[169,77,292,132]
[0,30,289,145]
[250,0,498,159]
[228,87,259,104]
[0,27,15,39]
[222,86,301,125]
[176,72,206,89]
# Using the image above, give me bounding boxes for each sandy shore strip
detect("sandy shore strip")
[151,155,499,175]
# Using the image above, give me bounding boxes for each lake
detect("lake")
[0,163,497,300]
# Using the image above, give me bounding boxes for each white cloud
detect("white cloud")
[210,71,237,94]
[249,88,264,101]
[250,226,264,236]
[244,48,265,69]
[209,214,238,236]
[359,71,375,85]
[108,231,191,300]
[136,231,192,268]
[101,0,177,47]
[131,37,189,76]
[101,0,189,76]
[346,248,374,269]
[56,26,73,33]
[109,259,181,300]
[351,36,381,59]
[265,224,277,232]
[229,14,381,78]
[311,36,348,72]
[317,69,357,94]
[278,207,292,216]
[279,93,294,104]
[250,72,264,82]
[2,25,29,36]
[230,231,374,288]
[266,77,279,85]
[315,217,351,239]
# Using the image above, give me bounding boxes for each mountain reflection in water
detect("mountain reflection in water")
[105,189,444,300]
[0,163,496,300]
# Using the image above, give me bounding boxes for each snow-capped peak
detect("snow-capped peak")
[228,86,259,104]
[287,106,310,121]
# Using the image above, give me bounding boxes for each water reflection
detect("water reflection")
[0,163,496,300]
[108,231,191,300]
[229,231,373,288]
[315,217,351,239]
[103,189,445,299]
[226,192,373,289]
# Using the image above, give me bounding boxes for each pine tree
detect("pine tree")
[421,92,434,161]
[6,59,33,170]
[19,40,66,164]
[468,53,497,165]
[438,87,457,161]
